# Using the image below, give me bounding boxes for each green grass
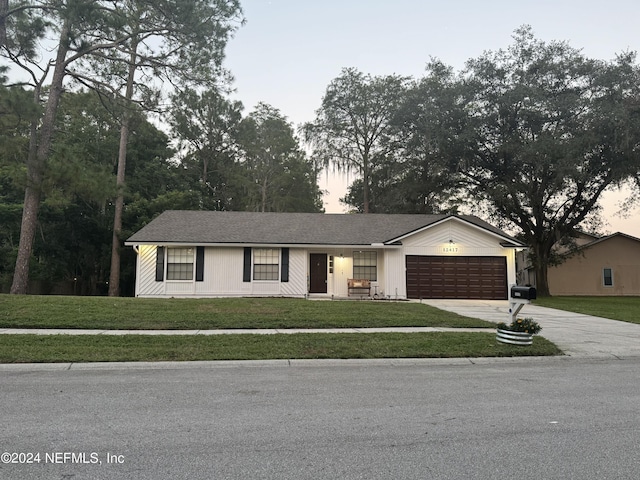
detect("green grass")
[0,295,494,329]
[0,295,564,363]
[0,333,562,363]
[534,296,640,325]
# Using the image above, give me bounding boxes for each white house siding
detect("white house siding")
[136,245,164,297]
[194,247,305,297]
[195,247,246,296]
[136,246,308,298]
[383,249,406,299]
[333,251,351,297]
[166,282,196,296]
[400,220,518,288]
[160,247,247,297]
[374,251,386,298]
[281,249,306,297]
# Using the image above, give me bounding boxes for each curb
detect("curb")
[2,354,634,373]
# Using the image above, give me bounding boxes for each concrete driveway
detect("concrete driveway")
[422,299,640,359]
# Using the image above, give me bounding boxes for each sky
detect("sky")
[223,0,640,236]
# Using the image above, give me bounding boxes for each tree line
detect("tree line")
[2,5,639,298]
[1,0,323,296]
[304,27,640,296]
[1,87,321,295]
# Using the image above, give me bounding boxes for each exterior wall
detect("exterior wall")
[308,248,393,298]
[548,236,640,296]
[383,249,406,299]
[516,232,601,288]
[281,249,306,297]
[135,246,307,298]
[325,249,350,297]
[515,250,535,286]
[136,245,164,297]
[195,248,246,296]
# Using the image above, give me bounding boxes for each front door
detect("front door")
[309,253,328,293]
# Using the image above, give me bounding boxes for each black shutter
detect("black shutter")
[196,246,205,282]
[281,248,289,282]
[155,246,165,281]
[243,247,251,282]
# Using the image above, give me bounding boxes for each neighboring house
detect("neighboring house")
[549,233,640,296]
[125,211,525,300]
[516,231,600,286]
[517,232,640,296]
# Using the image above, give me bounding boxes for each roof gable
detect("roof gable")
[580,232,640,250]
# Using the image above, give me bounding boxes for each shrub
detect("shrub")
[496,317,542,335]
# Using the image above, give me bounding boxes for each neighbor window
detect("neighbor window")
[167,247,194,280]
[253,248,279,281]
[603,268,613,287]
[353,251,377,281]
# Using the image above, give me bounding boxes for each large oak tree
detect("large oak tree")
[456,27,640,295]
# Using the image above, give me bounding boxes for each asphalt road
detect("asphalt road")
[1,357,639,480]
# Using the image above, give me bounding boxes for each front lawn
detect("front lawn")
[534,296,640,325]
[0,295,494,329]
[0,332,562,363]
[0,295,564,363]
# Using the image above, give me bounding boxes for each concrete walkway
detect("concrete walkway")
[0,327,495,335]
[421,299,640,359]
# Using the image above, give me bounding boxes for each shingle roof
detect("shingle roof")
[125,211,523,246]
[580,232,640,249]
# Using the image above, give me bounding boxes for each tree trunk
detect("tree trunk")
[10,185,40,294]
[108,36,139,297]
[531,243,552,297]
[533,261,551,297]
[363,172,370,213]
[362,155,370,213]
[10,20,70,294]
[261,176,268,212]
[0,0,7,48]
[107,120,129,297]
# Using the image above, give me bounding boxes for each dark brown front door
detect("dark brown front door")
[309,254,328,293]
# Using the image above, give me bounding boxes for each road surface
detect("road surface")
[1,357,639,479]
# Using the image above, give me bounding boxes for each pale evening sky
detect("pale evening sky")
[223,0,640,236]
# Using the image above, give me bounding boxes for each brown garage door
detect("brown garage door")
[406,256,507,300]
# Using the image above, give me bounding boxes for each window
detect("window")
[353,251,377,281]
[167,247,194,280]
[603,268,613,287]
[253,248,279,281]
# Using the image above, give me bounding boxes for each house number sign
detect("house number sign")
[442,246,459,253]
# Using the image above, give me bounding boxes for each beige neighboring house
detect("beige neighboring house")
[517,232,640,296]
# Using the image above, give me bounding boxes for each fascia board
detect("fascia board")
[124,241,403,249]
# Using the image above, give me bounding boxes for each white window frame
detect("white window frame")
[353,251,377,281]
[166,247,194,281]
[253,248,280,281]
[603,267,613,287]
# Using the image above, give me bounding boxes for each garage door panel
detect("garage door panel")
[406,255,507,300]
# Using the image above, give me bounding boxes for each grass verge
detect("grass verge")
[0,295,494,329]
[534,296,640,325]
[0,333,562,363]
